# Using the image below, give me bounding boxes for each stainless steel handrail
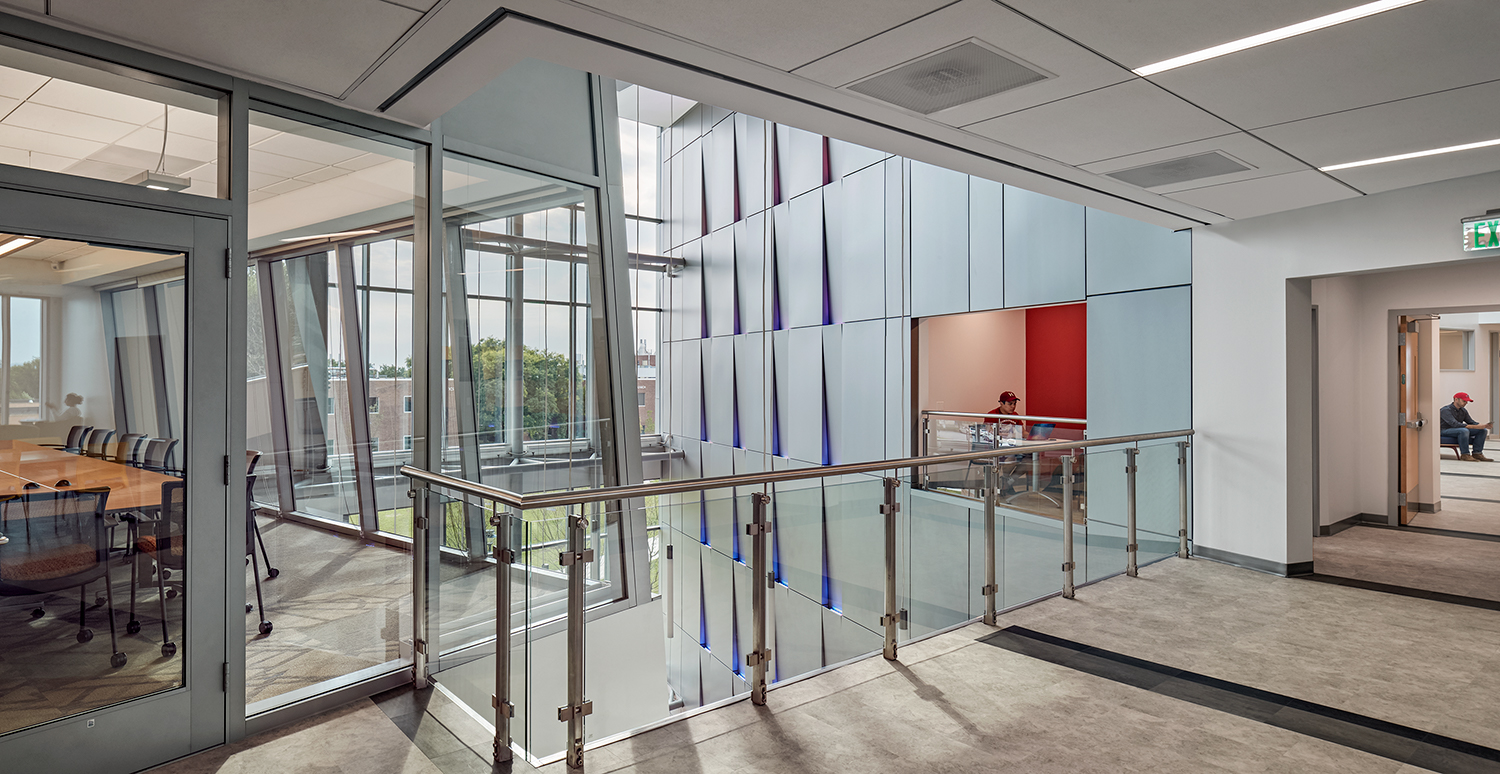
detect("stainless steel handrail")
[922,409,1087,424]
[400,428,1192,509]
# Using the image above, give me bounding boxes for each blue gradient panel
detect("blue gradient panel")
[699,491,709,545]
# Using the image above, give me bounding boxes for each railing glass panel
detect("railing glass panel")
[1136,438,1188,565]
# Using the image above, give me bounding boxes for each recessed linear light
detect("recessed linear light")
[1320,137,1500,172]
[278,230,381,243]
[1133,0,1426,77]
[0,237,36,257]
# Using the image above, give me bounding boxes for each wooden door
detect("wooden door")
[1398,316,1419,525]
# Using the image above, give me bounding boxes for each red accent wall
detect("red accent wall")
[1025,303,1087,421]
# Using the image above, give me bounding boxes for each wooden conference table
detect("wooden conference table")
[0,439,181,512]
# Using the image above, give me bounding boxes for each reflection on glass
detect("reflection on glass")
[244,110,415,711]
[0,239,187,735]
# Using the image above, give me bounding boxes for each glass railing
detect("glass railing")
[401,427,1191,769]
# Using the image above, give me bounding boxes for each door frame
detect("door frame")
[0,169,235,773]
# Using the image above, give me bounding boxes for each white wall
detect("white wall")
[1195,168,1500,568]
[916,308,1027,416]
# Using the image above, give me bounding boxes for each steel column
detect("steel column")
[492,506,515,763]
[1062,455,1076,599]
[558,513,592,769]
[1178,441,1191,559]
[1125,447,1139,577]
[334,243,380,537]
[880,476,903,660]
[747,491,771,704]
[982,463,998,625]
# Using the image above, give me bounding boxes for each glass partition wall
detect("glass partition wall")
[242,109,418,712]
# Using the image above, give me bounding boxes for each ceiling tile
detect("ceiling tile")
[28,78,163,125]
[261,178,311,196]
[964,79,1236,166]
[296,166,353,184]
[0,145,73,172]
[1081,131,1308,193]
[148,107,220,142]
[571,0,950,70]
[1326,144,1500,196]
[381,0,436,10]
[252,132,367,166]
[792,0,1131,127]
[0,95,17,118]
[1150,0,1500,129]
[49,0,422,97]
[116,125,219,164]
[0,123,103,159]
[4,102,137,144]
[86,144,201,176]
[335,152,393,172]
[62,158,141,183]
[1255,80,1500,170]
[1167,169,1358,220]
[0,64,48,101]
[250,147,324,179]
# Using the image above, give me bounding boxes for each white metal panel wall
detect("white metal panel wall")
[733,214,769,333]
[1004,186,1085,307]
[734,334,768,453]
[828,138,889,181]
[784,326,825,464]
[704,120,737,233]
[968,177,1005,312]
[776,192,827,330]
[1087,285,1192,438]
[910,161,969,318]
[734,114,768,217]
[440,58,596,177]
[1085,207,1191,295]
[703,226,737,337]
[837,164,887,324]
[839,320,887,464]
[776,124,824,202]
[707,336,736,445]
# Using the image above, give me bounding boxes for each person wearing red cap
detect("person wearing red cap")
[1441,392,1493,461]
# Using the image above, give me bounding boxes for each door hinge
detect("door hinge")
[222,662,229,692]
[1397,412,1407,428]
[224,455,230,486]
[1397,492,1408,507]
[225,249,233,279]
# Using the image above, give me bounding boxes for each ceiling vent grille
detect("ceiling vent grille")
[1106,151,1254,189]
[846,41,1051,114]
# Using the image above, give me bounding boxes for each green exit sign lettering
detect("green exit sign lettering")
[1464,216,1500,251]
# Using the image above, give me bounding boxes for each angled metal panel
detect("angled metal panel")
[735,333,768,454]
[840,320,886,465]
[785,327,824,465]
[707,336,736,445]
[821,326,843,464]
[734,213,769,334]
[969,176,1005,312]
[910,161,969,318]
[734,114,769,220]
[704,226,737,337]
[828,138,890,182]
[1085,207,1191,295]
[775,124,823,202]
[705,120,737,232]
[1004,186,1085,307]
[837,164,886,324]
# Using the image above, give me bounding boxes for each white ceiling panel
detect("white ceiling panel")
[116,125,219,164]
[792,0,1131,127]
[1254,80,1500,169]
[296,166,354,184]
[1149,0,1500,129]
[0,95,17,117]
[1000,0,1360,71]
[0,123,102,159]
[249,148,325,179]
[570,0,950,71]
[61,158,139,183]
[148,107,220,142]
[0,65,46,101]
[86,144,201,176]
[1081,131,1309,194]
[27,78,163,124]
[1168,169,1359,220]
[964,79,1236,166]
[261,178,311,196]
[49,0,422,97]
[3,102,137,144]
[251,132,368,166]
[335,153,394,172]
[1325,144,1500,195]
[0,145,72,172]
[382,0,437,10]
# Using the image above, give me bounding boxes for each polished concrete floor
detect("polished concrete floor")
[154,557,1500,773]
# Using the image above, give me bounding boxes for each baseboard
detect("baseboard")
[1319,515,1362,536]
[1414,501,1441,514]
[1194,545,1314,577]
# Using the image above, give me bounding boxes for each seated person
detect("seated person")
[983,391,1025,441]
[1441,392,1493,461]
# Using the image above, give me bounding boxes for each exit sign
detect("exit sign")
[1465,216,1500,251]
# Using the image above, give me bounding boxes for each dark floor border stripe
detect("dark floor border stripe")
[1353,521,1500,544]
[1298,573,1500,612]
[1440,472,1500,480]
[980,626,1500,773]
[1442,496,1500,504]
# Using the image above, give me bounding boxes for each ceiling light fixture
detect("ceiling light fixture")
[0,237,36,257]
[278,230,381,243]
[1319,137,1500,172]
[129,104,191,192]
[1133,0,1426,77]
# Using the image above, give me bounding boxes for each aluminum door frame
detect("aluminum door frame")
[0,179,232,774]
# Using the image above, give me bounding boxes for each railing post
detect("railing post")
[880,476,903,660]
[558,512,592,769]
[1062,455,1076,599]
[410,483,429,689]
[1125,447,1139,578]
[1178,441,1191,559]
[982,463,998,625]
[920,416,931,489]
[746,491,772,705]
[491,505,514,764]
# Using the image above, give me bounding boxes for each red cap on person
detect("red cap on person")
[1455,392,1474,401]
[999,391,1019,403]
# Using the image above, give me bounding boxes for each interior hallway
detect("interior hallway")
[151,558,1500,773]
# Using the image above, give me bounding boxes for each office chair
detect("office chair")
[0,488,127,668]
[114,433,148,466]
[244,450,278,580]
[245,475,272,636]
[142,438,181,475]
[83,428,116,458]
[129,480,184,657]
[40,424,92,454]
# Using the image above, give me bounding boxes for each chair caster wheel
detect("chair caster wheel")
[94,594,107,607]
[165,588,178,600]
[30,608,44,619]
[245,603,253,613]
[77,628,93,643]
[111,652,127,669]
[161,642,177,658]
[127,620,141,635]
[266,568,280,579]
[259,621,273,635]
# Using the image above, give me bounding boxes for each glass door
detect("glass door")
[0,184,230,772]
